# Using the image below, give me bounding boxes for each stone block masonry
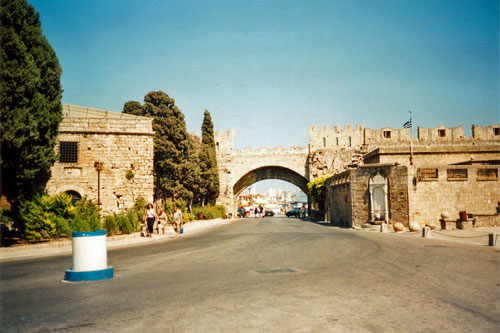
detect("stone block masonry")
[408,165,500,228]
[326,165,409,228]
[46,104,154,216]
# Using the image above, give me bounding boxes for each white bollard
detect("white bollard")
[422,227,432,238]
[64,230,113,282]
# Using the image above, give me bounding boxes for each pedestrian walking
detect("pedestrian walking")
[158,209,168,235]
[254,206,258,218]
[143,203,158,238]
[172,206,183,237]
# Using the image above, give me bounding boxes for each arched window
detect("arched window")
[65,190,82,206]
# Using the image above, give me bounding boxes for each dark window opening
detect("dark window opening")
[494,128,500,136]
[65,190,82,205]
[59,141,78,163]
[336,137,339,146]
[417,168,438,181]
[383,131,391,138]
[447,169,467,180]
[477,168,498,181]
[323,137,326,147]
[438,129,446,137]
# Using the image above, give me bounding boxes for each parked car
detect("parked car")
[286,208,300,217]
[264,209,274,217]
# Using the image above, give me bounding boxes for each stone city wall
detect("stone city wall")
[472,124,500,140]
[364,127,410,145]
[408,165,500,228]
[309,124,365,151]
[46,113,154,216]
[364,145,500,166]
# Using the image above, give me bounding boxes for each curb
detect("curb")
[0,218,235,262]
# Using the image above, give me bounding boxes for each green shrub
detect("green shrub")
[133,196,148,223]
[73,197,101,232]
[19,196,57,242]
[192,205,226,220]
[53,214,71,238]
[182,211,194,223]
[104,215,118,235]
[116,213,135,234]
[126,208,141,232]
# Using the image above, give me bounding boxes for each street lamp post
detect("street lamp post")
[94,161,103,206]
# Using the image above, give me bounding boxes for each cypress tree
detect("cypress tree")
[141,91,193,201]
[0,0,63,224]
[200,110,219,205]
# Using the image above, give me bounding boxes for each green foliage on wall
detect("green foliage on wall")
[307,174,332,208]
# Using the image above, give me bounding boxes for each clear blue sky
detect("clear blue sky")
[31,0,498,153]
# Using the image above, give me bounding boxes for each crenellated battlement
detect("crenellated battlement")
[417,125,465,142]
[309,123,500,151]
[214,129,234,154]
[309,124,365,150]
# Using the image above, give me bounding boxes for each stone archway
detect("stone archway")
[233,166,309,204]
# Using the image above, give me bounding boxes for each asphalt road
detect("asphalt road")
[1,216,499,332]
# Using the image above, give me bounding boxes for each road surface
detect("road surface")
[1,216,499,332]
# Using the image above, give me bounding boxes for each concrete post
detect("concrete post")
[488,232,497,246]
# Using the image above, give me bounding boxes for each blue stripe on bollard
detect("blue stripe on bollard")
[72,230,107,238]
[65,267,114,282]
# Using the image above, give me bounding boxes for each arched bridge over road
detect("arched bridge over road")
[215,131,310,212]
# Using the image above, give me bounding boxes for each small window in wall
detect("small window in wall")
[447,169,467,181]
[336,137,339,146]
[383,131,391,138]
[59,141,78,163]
[417,168,438,181]
[323,137,326,147]
[438,129,446,137]
[216,142,219,152]
[494,128,500,136]
[477,168,498,181]
[348,137,352,147]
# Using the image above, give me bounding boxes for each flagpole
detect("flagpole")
[409,111,413,165]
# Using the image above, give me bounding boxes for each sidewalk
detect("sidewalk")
[0,218,235,262]
[359,224,500,248]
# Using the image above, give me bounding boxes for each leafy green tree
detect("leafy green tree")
[122,101,143,116]
[199,110,219,205]
[0,0,63,227]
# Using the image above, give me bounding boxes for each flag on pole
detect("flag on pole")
[403,119,412,128]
